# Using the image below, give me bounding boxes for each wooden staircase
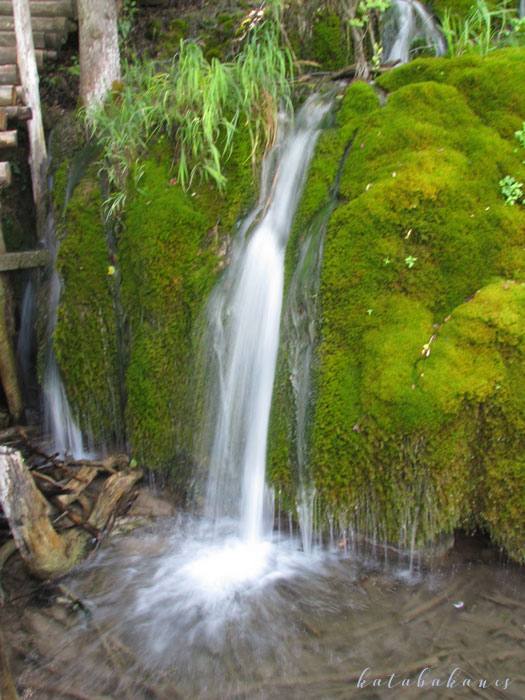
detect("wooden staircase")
[0,0,77,186]
[0,1,77,421]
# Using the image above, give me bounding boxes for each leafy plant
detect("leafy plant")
[85,13,293,217]
[404,255,417,269]
[118,0,138,46]
[440,0,524,57]
[499,175,524,205]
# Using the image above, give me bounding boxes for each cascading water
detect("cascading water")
[42,214,90,459]
[59,98,332,679]
[282,133,355,553]
[202,95,331,544]
[382,0,446,64]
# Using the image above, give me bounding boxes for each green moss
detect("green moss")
[377,48,525,139]
[157,19,189,59]
[270,50,525,558]
[53,173,123,444]
[310,10,346,71]
[120,133,254,475]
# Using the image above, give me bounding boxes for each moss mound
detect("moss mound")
[54,173,123,445]
[272,49,525,559]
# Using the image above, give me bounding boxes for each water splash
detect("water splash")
[382,0,446,65]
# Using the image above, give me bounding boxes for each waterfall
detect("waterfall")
[42,219,89,459]
[283,133,355,552]
[202,96,330,544]
[382,0,446,64]
[521,0,524,19]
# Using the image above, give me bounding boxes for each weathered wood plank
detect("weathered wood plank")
[0,161,10,187]
[0,129,17,148]
[0,250,50,271]
[0,64,18,85]
[0,84,14,105]
[0,16,69,34]
[0,31,15,47]
[0,106,5,129]
[0,46,57,67]
[5,104,32,121]
[0,1,76,19]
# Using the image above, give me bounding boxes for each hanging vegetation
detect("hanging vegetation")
[85,13,293,217]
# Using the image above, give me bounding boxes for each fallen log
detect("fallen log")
[0,446,84,578]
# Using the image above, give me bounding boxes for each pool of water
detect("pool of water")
[3,517,524,700]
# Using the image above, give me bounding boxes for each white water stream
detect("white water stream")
[382,0,446,64]
[203,96,330,544]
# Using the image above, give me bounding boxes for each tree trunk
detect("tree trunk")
[78,0,121,111]
[345,0,370,81]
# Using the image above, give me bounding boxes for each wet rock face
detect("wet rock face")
[270,49,525,561]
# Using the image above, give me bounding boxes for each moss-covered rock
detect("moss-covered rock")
[53,172,124,445]
[271,49,525,559]
[118,133,253,478]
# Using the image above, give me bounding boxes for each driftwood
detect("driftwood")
[0,446,83,578]
[0,433,143,581]
[88,468,143,530]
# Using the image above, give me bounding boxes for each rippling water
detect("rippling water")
[5,518,523,700]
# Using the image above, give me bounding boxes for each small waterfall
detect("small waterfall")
[202,96,330,544]
[283,132,355,552]
[16,278,36,397]
[382,0,446,64]
[521,0,524,19]
[42,218,89,459]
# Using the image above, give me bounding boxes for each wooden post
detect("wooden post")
[13,0,48,230]
[0,216,23,423]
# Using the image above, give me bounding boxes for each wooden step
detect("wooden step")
[0,16,69,35]
[0,84,15,105]
[0,106,6,129]
[0,2,76,19]
[0,31,14,47]
[0,249,50,271]
[5,104,31,121]
[0,130,17,148]
[0,64,18,85]
[0,161,11,187]
[0,46,57,66]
